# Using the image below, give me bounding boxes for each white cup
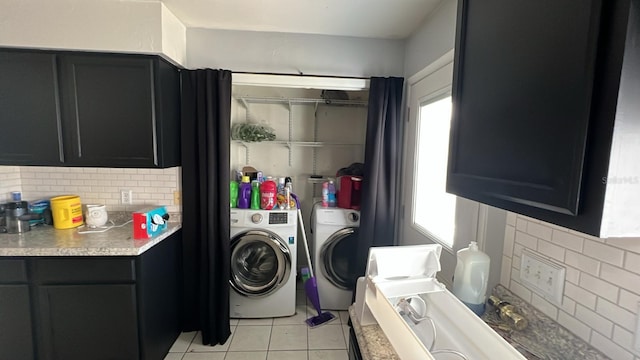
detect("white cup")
[85,204,108,228]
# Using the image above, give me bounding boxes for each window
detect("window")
[413,96,456,248]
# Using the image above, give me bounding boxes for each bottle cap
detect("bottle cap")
[242,176,250,183]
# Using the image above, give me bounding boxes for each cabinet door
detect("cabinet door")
[38,284,139,360]
[0,285,34,360]
[448,0,603,215]
[0,51,63,165]
[59,54,158,167]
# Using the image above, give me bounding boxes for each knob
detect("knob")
[251,213,263,224]
[348,212,359,222]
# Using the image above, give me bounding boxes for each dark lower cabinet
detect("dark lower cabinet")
[0,230,182,360]
[38,285,139,360]
[348,327,363,360]
[0,285,34,360]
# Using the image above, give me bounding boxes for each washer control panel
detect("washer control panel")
[269,212,289,224]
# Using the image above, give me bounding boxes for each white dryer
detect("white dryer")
[229,209,297,318]
[312,204,360,310]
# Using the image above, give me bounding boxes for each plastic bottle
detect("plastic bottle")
[229,181,239,208]
[260,177,277,210]
[250,180,260,209]
[452,241,490,316]
[237,176,252,209]
[321,181,329,207]
[327,180,337,207]
[277,177,286,196]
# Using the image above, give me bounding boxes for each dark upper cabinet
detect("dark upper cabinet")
[0,51,64,165]
[0,49,180,168]
[448,0,640,237]
[58,53,180,168]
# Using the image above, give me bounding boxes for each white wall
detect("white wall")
[0,167,21,202]
[0,0,186,65]
[404,0,458,78]
[187,28,404,77]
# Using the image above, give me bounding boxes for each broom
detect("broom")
[292,193,337,327]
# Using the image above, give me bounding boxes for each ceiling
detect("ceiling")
[158,0,442,39]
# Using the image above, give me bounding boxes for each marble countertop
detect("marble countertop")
[348,306,399,360]
[482,285,609,360]
[0,212,181,256]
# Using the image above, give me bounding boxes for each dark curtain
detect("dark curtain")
[350,77,405,283]
[180,69,232,345]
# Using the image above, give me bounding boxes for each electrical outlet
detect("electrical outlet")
[520,250,565,305]
[120,189,133,205]
[173,190,181,205]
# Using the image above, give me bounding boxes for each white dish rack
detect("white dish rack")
[353,244,526,360]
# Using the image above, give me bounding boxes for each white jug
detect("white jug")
[452,241,490,316]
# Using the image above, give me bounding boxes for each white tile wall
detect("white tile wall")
[502,213,640,360]
[0,166,22,201]
[0,166,181,214]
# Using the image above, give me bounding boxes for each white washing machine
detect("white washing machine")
[229,209,297,318]
[312,204,360,310]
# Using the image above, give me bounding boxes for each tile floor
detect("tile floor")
[165,287,351,360]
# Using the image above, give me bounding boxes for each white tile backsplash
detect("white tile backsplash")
[0,166,181,214]
[502,212,640,360]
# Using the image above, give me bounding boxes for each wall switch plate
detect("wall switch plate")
[520,250,565,305]
[120,189,133,205]
[173,190,181,205]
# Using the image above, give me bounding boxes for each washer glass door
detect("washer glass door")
[320,227,359,290]
[230,229,292,297]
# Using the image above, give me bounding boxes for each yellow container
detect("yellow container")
[50,195,84,229]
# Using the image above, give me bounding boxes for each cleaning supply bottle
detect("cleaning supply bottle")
[237,176,252,209]
[321,181,329,207]
[327,180,336,207]
[452,241,490,316]
[250,180,261,209]
[230,180,239,208]
[260,177,277,210]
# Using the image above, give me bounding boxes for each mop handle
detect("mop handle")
[297,209,315,278]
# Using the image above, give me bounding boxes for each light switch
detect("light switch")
[519,250,565,305]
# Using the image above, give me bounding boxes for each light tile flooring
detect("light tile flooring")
[165,287,350,360]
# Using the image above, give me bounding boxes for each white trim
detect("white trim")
[232,73,370,90]
[407,49,455,85]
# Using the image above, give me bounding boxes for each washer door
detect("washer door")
[230,229,292,297]
[320,227,359,290]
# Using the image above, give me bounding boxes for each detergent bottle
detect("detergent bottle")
[452,241,490,316]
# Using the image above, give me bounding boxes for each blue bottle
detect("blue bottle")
[328,180,337,207]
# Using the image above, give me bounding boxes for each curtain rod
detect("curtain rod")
[232,72,370,90]
[232,71,369,81]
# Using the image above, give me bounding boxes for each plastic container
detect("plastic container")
[452,241,490,316]
[237,176,252,209]
[230,181,239,208]
[50,195,84,229]
[321,181,329,207]
[250,180,261,209]
[327,180,336,207]
[260,178,277,210]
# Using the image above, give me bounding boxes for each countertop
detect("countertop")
[348,285,609,360]
[482,285,609,360]
[0,212,181,256]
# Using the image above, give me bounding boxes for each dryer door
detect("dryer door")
[230,229,292,297]
[320,227,359,290]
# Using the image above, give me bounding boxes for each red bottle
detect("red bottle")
[260,178,277,210]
